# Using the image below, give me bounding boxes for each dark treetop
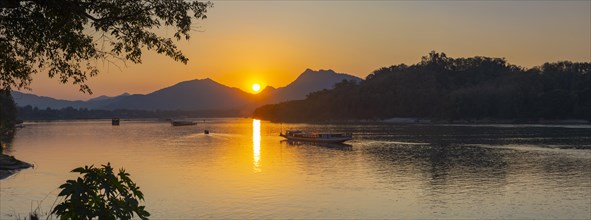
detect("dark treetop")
[0,0,211,94]
[253,52,591,123]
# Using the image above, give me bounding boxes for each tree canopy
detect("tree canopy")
[253,52,591,122]
[0,0,212,94]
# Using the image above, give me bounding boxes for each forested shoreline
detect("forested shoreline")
[16,105,244,120]
[253,52,591,123]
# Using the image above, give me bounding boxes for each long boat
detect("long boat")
[171,120,197,126]
[280,130,352,143]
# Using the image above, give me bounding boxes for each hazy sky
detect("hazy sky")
[20,1,591,100]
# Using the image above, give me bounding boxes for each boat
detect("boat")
[280,130,352,143]
[281,139,353,150]
[171,120,197,126]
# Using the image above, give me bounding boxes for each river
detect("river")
[1,119,590,219]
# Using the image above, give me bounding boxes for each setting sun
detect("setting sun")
[251,83,261,92]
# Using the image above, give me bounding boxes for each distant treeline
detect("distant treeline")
[253,52,591,123]
[17,105,244,120]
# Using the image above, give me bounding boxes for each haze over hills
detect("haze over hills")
[88,93,131,102]
[12,92,86,109]
[11,91,131,109]
[13,69,362,112]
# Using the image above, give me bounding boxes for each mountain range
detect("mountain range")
[13,69,361,112]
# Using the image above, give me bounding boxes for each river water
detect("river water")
[1,119,590,219]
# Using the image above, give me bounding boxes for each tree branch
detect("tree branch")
[0,0,20,8]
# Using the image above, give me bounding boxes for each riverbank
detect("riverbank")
[0,154,33,180]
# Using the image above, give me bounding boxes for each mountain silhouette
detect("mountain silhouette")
[101,78,253,110]
[265,69,362,103]
[11,91,87,109]
[88,92,130,102]
[13,69,362,112]
[11,91,130,109]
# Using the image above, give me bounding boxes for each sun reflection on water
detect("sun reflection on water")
[252,119,261,172]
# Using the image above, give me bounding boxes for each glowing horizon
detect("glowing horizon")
[18,1,591,100]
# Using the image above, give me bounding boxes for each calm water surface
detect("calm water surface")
[1,119,590,219]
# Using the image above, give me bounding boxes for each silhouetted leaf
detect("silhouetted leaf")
[52,163,150,219]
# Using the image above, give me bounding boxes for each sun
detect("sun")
[251,83,261,92]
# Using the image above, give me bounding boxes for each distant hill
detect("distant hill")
[87,93,130,102]
[12,91,86,109]
[12,91,130,109]
[13,69,362,114]
[99,70,361,111]
[100,78,254,111]
[264,69,362,103]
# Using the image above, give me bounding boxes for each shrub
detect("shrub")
[52,163,150,219]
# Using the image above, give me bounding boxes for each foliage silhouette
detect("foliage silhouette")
[1,0,212,94]
[253,52,591,122]
[0,89,17,132]
[52,163,150,220]
[0,89,17,151]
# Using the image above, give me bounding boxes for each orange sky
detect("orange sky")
[20,1,591,100]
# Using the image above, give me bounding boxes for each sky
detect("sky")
[20,1,591,100]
